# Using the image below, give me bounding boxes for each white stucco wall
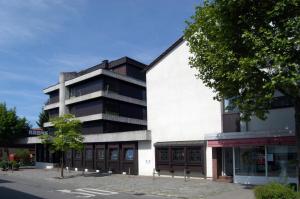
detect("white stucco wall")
[139,41,222,176]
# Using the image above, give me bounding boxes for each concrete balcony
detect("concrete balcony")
[18,130,151,144]
[64,69,146,87]
[84,130,151,143]
[43,84,59,94]
[65,91,146,106]
[44,102,59,110]
[43,113,147,127]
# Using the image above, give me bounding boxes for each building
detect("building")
[141,37,221,178]
[32,57,150,174]
[143,37,297,185]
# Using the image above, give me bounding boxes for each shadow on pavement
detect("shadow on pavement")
[0,179,12,183]
[0,187,43,199]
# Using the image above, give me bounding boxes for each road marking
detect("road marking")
[77,188,118,195]
[57,189,95,198]
[57,188,119,198]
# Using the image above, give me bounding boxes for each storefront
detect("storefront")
[65,142,138,175]
[154,141,206,177]
[207,132,297,185]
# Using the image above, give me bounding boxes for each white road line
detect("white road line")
[57,189,95,198]
[57,188,119,198]
[76,189,111,196]
[83,188,118,195]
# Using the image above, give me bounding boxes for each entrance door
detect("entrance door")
[121,143,138,175]
[222,147,233,176]
[94,144,106,172]
[84,145,94,170]
[107,144,120,173]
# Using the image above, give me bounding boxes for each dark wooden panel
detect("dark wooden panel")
[223,113,240,132]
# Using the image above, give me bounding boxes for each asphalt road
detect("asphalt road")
[0,174,168,199]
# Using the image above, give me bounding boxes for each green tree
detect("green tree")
[0,103,30,157]
[40,114,84,178]
[36,109,49,130]
[185,0,300,182]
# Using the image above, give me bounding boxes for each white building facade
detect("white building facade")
[140,37,222,178]
[143,37,297,186]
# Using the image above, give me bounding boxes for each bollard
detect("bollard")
[75,168,78,172]
[152,168,155,180]
[128,168,131,175]
[184,169,187,182]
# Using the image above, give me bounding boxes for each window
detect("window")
[172,148,185,161]
[271,96,294,109]
[66,150,72,159]
[96,149,105,160]
[85,149,93,161]
[74,151,81,160]
[157,148,169,161]
[188,148,201,163]
[235,146,265,176]
[109,148,119,161]
[105,101,119,116]
[124,148,134,161]
[267,145,297,177]
[223,98,239,113]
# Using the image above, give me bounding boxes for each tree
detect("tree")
[0,103,30,156]
[185,0,300,182]
[36,109,49,130]
[39,114,84,178]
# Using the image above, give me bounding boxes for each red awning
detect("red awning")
[207,136,295,147]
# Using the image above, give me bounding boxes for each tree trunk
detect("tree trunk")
[295,98,300,190]
[60,151,64,178]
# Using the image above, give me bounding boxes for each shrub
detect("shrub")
[254,182,297,199]
[11,161,20,170]
[15,149,30,164]
[0,160,8,171]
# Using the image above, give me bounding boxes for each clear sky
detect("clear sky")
[0,0,201,127]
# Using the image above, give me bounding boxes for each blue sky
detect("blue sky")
[0,0,200,127]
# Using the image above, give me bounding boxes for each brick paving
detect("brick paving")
[0,169,254,199]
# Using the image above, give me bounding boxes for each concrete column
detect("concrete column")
[59,73,66,116]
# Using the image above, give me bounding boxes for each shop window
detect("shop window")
[267,145,297,177]
[157,148,169,161]
[96,149,105,160]
[74,151,81,160]
[188,148,201,163]
[109,148,119,161]
[235,146,265,176]
[85,149,93,161]
[172,148,185,161]
[124,148,134,161]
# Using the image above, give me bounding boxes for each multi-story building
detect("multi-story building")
[142,37,297,185]
[20,38,296,185]
[36,57,150,174]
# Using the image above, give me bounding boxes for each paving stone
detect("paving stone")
[0,169,254,199]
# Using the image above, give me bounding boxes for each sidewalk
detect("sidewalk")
[1,169,254,199]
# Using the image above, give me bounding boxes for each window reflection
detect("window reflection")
[267,146,297,177]
[235,146,265,176]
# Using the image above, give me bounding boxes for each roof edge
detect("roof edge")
[144,36,184,72]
